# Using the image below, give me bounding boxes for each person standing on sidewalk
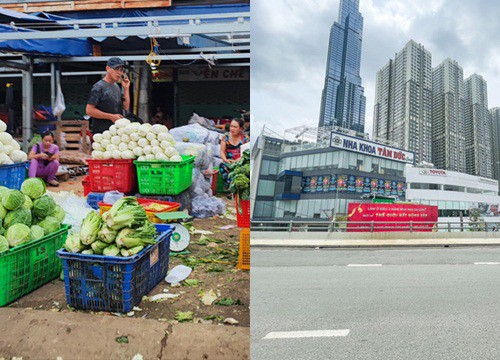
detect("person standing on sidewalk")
[86,57,131,134]
[28,131,60,187]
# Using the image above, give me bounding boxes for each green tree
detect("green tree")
[468,208,485,232]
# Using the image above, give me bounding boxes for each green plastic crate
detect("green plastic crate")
[0,224,70,307]
[217,171,229,194]
[134,155,195,195]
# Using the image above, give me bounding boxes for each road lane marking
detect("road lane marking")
[347,264,382,267]
[474,262,500,265]
[263,330,350,339]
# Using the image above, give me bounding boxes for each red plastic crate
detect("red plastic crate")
[87,159,137,193]
[235,195,250,228]
[82,175,91,196]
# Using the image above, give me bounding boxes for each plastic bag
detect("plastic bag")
[174,142,211,170]
[52,84,66,117]
[103,190,124,205]
[47,190,93,234]
[191,194,226,218]
[169,123,209,144]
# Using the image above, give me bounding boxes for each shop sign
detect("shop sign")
[152,68,173,82]
[346,203,438,232]
[478,177,498,186]
[419,169,447,176]
[330,132,414,164]
[178,67,249,81]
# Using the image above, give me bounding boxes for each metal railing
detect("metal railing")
[250,220,500,233]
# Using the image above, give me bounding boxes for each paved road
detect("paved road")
[251,247,500,360]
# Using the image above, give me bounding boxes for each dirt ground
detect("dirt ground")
[3,175,250,358]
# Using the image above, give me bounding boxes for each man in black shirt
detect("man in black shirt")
[86,57,131,134]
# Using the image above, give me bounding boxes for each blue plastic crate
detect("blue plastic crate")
[86,192,105,210]
[57,224,173,313]
[0,162,28,190]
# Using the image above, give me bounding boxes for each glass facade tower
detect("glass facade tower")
[318,0,366,133]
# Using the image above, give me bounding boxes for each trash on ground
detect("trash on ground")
[199,289,217,305]
[224,318,239,325]
[219,225,235,230]
[115,335,129,344]
[165,265,192,283]
[175,311,194,323]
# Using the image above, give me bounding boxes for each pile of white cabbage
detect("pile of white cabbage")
[0,121,28,164]
[91,119,182,162]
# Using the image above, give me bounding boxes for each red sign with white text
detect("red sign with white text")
[347,203,438,232]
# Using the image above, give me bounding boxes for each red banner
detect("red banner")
[347,203,438,232]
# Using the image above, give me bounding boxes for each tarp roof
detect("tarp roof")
[0,23,91,57]
[0,4,249,59]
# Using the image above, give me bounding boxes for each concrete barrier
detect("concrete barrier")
[251,231,500,248]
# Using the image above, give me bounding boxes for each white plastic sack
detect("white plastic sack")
[52,84,66,117]
[191,194,226,219]
[47,190,93,234]
[103,190,124,205]
[174,142,211,170]
[169,123,209,144]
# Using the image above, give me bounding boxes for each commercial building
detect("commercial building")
[373,40,432,164]
[432,59,466,172]
[318,0,366,133]
[252,127,412,220]
[405,166,500,219]
[464,74,492,178]
[490,107,500,191]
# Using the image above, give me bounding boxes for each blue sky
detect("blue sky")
[251,0,500,139]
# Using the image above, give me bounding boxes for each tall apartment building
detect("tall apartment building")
[431,58,466,172]
[373,40,432,164]
[464,74,492,177]
[318,0,366,133]
[490,107,500,189]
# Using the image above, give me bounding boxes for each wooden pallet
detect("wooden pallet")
[2,0,171,12]
[48,120,91,154]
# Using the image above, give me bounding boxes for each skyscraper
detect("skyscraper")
[432,58,466,172]
[464,74,492,177]
[490,107,500,190]
[373,40,432,164]
[318,0,366,133]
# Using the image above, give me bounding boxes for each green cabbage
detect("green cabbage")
[0,186,10,199]
[0,235,9,253]
[38,216,60,235]
[30,225,45,241]
[114,221,157,249]
[21,177,46,199]
[5,223,31,248]
[49,205,66,223]
[82,249,94,255]
[2,190,25,211]
[4,209,32,228]
[32,195,56,219]
[22,195,33,210]
[97,224,118,244]
[103,244,120,256]
[0,204,7,219]
[80,211,103,245]
[64,233,85,253]
[0,222,5,236]
[90,240,108,255]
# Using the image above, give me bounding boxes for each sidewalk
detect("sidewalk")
[251,233,500,248]
[0,308,249,360]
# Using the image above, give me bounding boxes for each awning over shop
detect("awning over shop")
[0,24,92,57]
